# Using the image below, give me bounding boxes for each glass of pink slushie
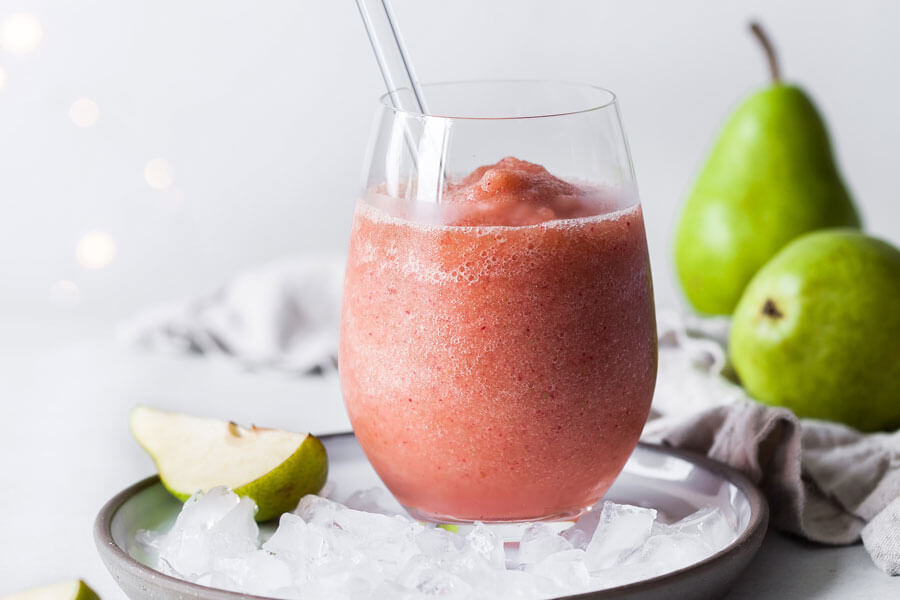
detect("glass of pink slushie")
[339,81,657,523]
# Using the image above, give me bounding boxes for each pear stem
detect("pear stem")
[749,22,781,83]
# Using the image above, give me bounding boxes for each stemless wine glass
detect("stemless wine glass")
[339,81,657,523]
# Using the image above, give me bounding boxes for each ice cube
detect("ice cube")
[584,502,657,572]
[135,527,163,551]
[370,580,411,599]
[561,504,604,550]
[335,505,415,540]
[200,570,245,594]
[526,548,591,592]
[263,513,308,558]
[133,527,165,567]
[338,574,377,599]
[491,568,557,599]
[212,550,292,595]
[261,515,336,583]
[464,524,505,569]
[294,493,341,525]
[415,527,466,557]
[344,487,403,516]
[150,483,730,599]
[267,587,303,600]
[296,492,415,544]
[298,570,367,599]
[179,486,253,530]
[317,480,336,499]
[628,532,711,573]
[397,556,473,599]
[518,523,573,565]
[661,506,736,551]
[590,562,663,589]
[208,496,259,556]
[157,488,258,577]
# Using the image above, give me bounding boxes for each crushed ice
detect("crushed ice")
[137,487,738,599]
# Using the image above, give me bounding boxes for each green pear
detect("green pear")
[730,229,900,432]
[131,406,328,521]
[675,23,860,315]
[2,580,100,600]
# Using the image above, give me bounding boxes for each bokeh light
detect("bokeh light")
[144,158,174,189]
[50,280,80,307]
[76,231,117,269]
[69,98,100,128]
[0,13,43,55]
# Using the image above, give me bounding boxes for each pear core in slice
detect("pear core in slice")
[2,580,100,600]
[130,406,328,521]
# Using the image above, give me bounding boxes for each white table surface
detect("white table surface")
[0,320,894,599]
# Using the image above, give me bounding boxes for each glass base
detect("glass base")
[403,504,590,525]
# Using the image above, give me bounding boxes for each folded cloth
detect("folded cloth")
[645,310,900,575]
[119,257,344,374]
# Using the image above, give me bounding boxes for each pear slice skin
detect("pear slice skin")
[130,406,328,521]
[2,580,100,600]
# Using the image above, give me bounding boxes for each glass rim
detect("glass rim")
[378,79,618,121]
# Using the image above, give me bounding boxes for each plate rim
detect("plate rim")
[94,434,769,600]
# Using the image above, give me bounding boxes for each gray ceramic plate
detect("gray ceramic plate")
[95,433,767,600]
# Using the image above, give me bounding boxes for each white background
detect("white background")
[1,2,899,596]
[1,0,898,335]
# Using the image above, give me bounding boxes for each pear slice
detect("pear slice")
[2,580,100,600]
[130,406,328,521]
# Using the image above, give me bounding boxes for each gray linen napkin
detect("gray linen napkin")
[119,256,344,374]
[646,311,900,574]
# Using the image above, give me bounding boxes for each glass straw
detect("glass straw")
[355,0,449,198]
[355,0,429,115]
